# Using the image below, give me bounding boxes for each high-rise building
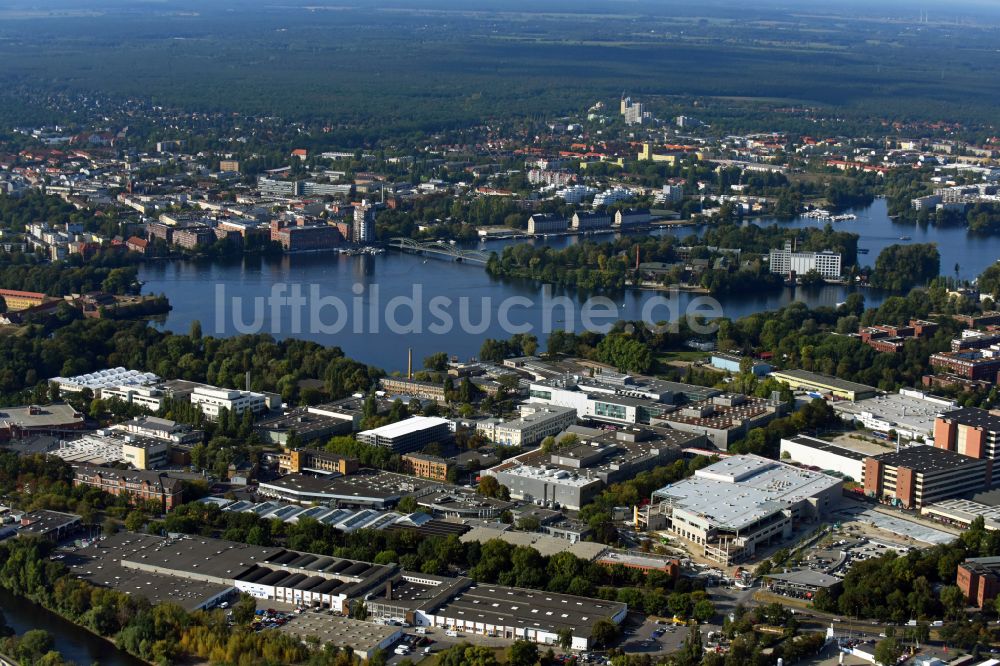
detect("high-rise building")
[768,241,842,278]
[352,200,376,244]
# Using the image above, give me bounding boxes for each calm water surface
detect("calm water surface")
[139,199,997,371]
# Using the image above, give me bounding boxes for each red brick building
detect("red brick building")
[71,463,183,510]
[958,557,1000,608]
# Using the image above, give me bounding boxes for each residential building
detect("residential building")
[172,225,215,250]
[647,455,842,565]
[270,220,342,252]
[571,211,612,231]
[614,208,652,228]
[357,416,453,453]
[862,446,994,509]
[768,241,842,278]
[353,200,376,244]
[527,213,569,235]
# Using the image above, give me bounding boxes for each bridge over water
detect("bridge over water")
[387,238,492,264]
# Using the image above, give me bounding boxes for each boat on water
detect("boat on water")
[899,236,912,241]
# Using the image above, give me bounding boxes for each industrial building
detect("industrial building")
[779,435,868,481]
[379,377,448,403]
[276,448,359,476]
[60,531,626,650]
[958,557,1000,608]
[768,369,878,401]
[475,404,577,447]
[189,385,281,419]
[0,403,85,440]
[51,367,160,396]
[659,393,786,450]
[356,416,452,453]
[709,352,773,377]
[934,407,1000,460]
[255,404,358,446]
[258,470,438,508]
[862,446,994,509]
[484,425,700,510]
[527,213,569,235]
[648,455,842,565]
[55,432,169,470]
[921,498,1000,532]
[19,510,81,541]
[401,453,452,481]
[833,389,957,444]
[762,570,843,599]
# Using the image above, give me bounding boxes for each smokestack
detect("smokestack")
[635,245,640,271]
[385,580,393,600]
[246,370,250,392]
[407,348,413,380]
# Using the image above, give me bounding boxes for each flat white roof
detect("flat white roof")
[653,454,841,531]
[358,416,451,439]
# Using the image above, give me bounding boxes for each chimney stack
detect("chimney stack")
[385,580,393,600]
[407,348,413,380]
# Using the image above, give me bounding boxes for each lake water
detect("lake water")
[139,198,997,372]
[0,587,145,666]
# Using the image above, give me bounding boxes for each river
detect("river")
[0,587,145,666]
[139,198,997,372]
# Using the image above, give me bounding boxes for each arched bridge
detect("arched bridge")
[388,238,492,264]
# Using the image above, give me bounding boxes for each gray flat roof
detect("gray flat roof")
[940,407,1000,433]
[874,445,985,473]
[785,435,867,461]
[770,369,877,394]
[765,569,842,589]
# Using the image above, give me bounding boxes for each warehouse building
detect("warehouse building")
[0,403,85,440]
[769,369,878,401]
[863,446,994,509]
[648,455,842,565]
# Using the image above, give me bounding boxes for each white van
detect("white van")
[415,627,427,635]
[446,630,459,637]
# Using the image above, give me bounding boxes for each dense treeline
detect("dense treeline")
[0,318,381,405]
[0,250,140,297]
[870,243,941,291]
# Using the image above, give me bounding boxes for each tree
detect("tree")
[102,518,119,536]
[509,639,539,666]
[590,619,618,648]
[873,637,902,666]
[557,627,573,650]
[231,593,257,625]
[397,495,418,513]
[693,599,716,623]
[424,352,448,371]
